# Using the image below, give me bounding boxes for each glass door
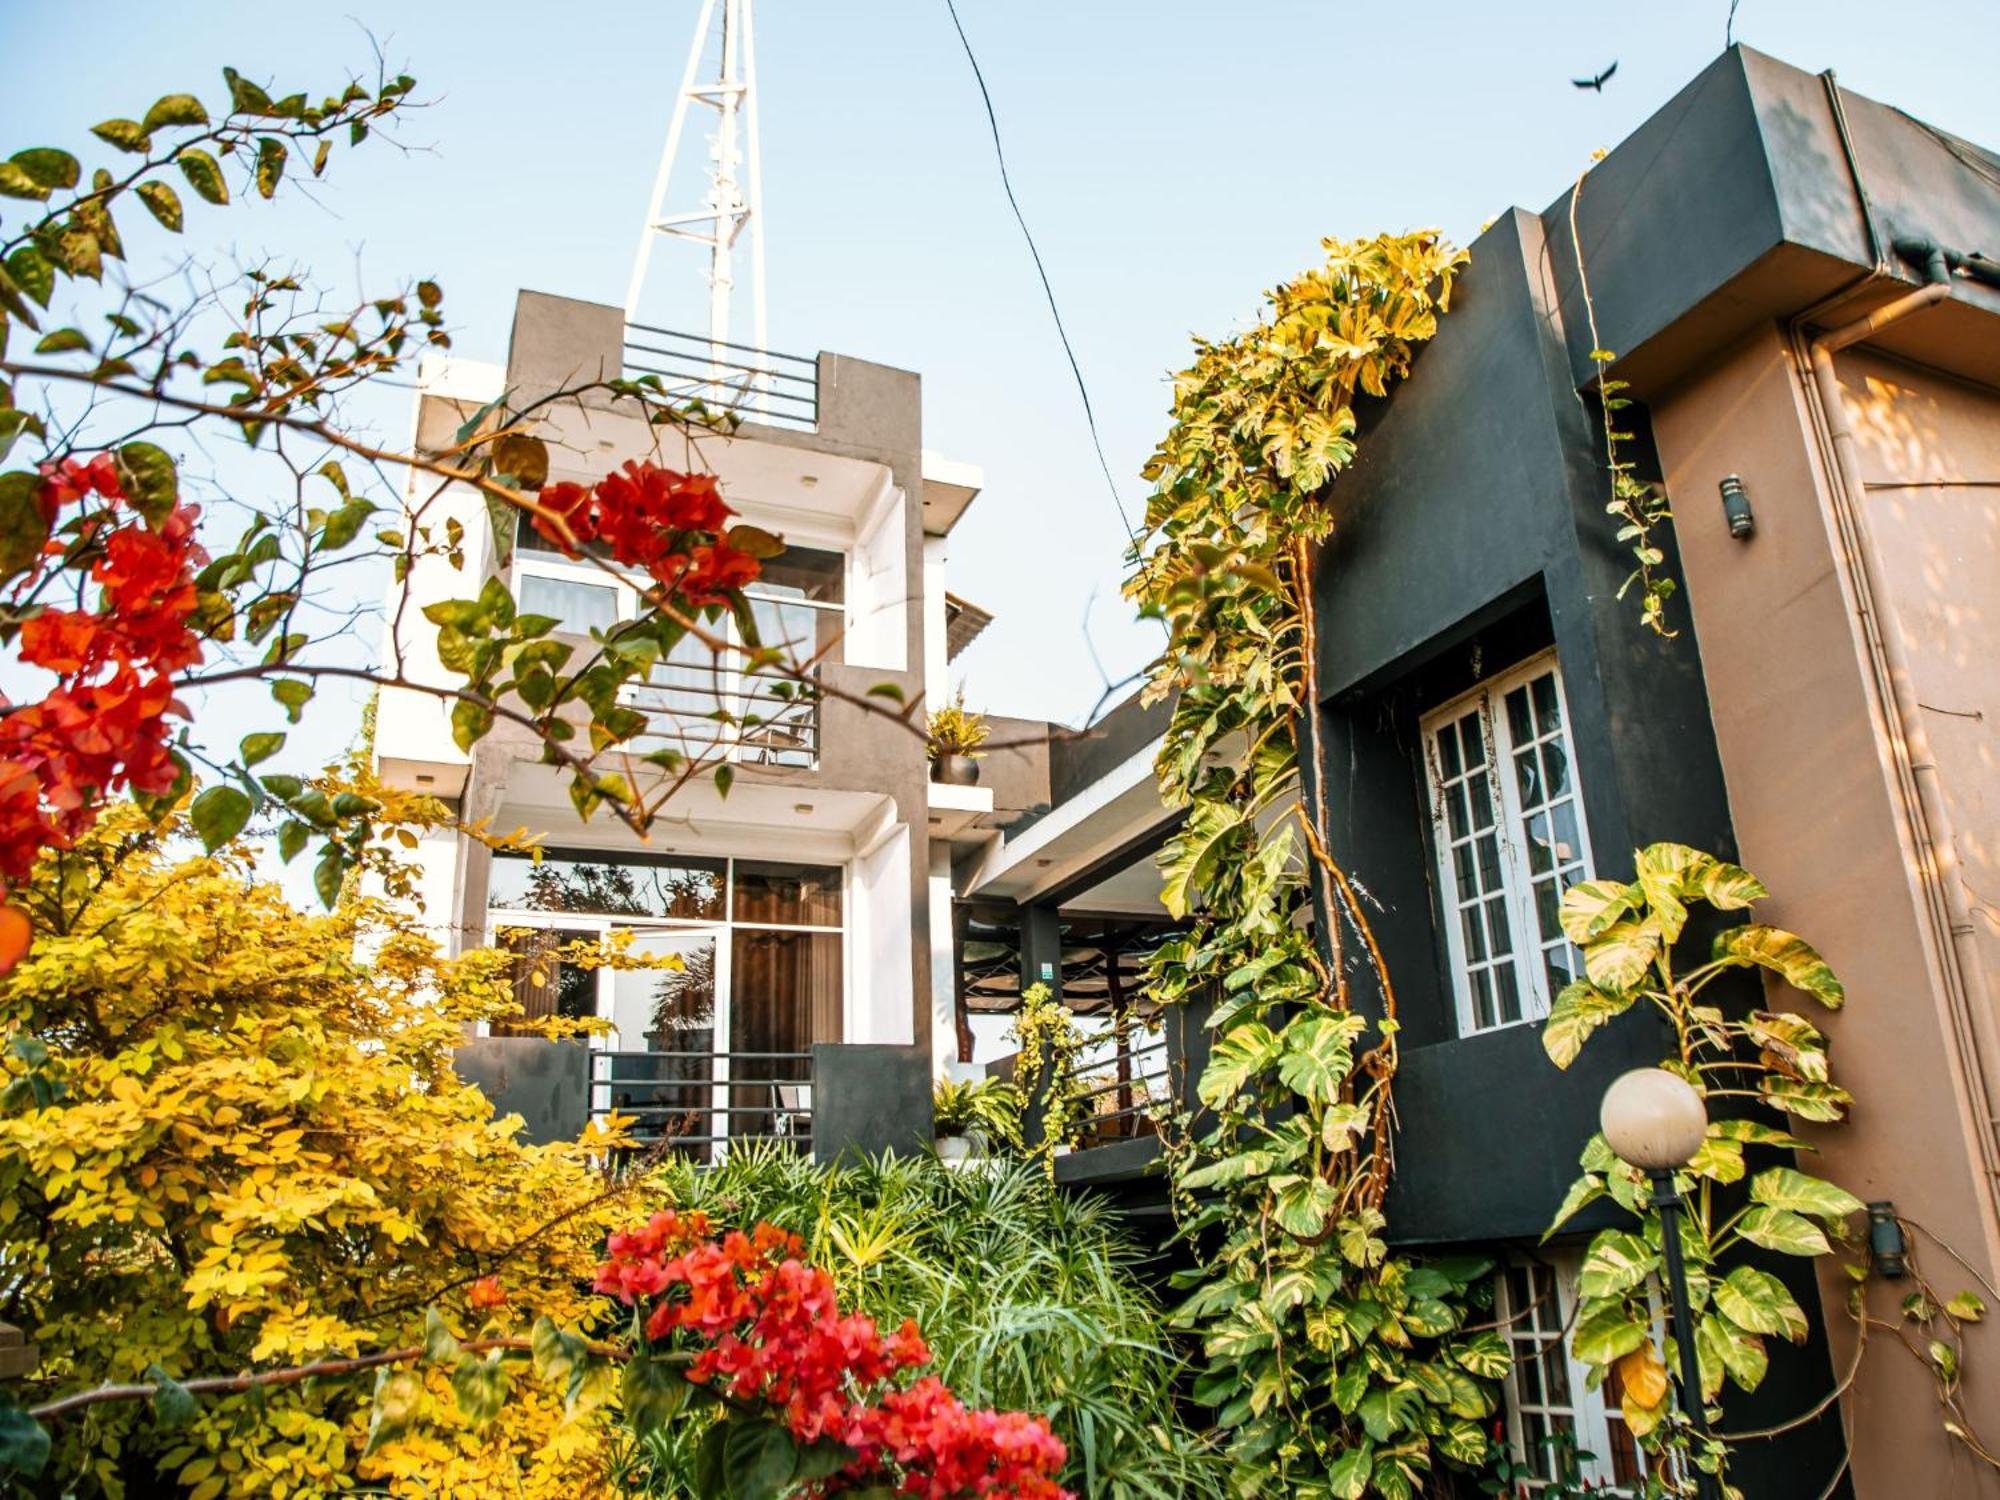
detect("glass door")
[598,927,727,1162]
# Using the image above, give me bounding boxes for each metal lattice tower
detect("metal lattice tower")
[626,0,767,369]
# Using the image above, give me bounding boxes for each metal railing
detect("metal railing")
[623,324,819,430]
[591,1048,814,1161]
[622,661,820,769]
[1071,1031,1171,1149]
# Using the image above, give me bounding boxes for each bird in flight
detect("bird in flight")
[1573,61,1619,91]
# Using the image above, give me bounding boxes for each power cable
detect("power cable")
[939,0,1139,541]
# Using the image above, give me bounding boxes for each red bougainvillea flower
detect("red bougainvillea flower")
[0,905,30,976]
[530,460,761,609]
[595,1212,1070,1498]
[0,455,206,889]
[468,1275,508,1311]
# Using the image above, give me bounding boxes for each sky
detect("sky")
[3,0,1998,749]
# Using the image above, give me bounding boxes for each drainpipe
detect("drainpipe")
[1801,249,2000,1197]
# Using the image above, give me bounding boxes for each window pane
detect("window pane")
[519,573,620,635]
[496,925,597,1036]
[1462,906,1488,963]
[751,544,844,604]
[1494,963,1522,1023]
[1515,747,1541,806]
[1526,810,1554,874]
[1550,802,1582,868]
[1458,716,1485,769]
[733,861,842,926]
[1535,878,1563,944]
[1446,783,1470,841]
[1506,684,1533,744]
[1471,968,1495,1030]
[729,928,840,1140]
[1470,775,1495,831]
[1485,896,1514,957]
[1532,672,1562,734]
[1437,724,1462,779]
[1542,739,1571,799]
[1476,833,1502,893]
[489,850,724,919]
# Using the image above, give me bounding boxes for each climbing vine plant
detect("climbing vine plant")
[1125,232,1508,1498]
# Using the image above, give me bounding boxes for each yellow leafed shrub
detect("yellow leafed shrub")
[0,803,633,1496]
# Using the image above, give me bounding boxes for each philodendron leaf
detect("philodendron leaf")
[1580,917,1661,993]
[1714,1265,1809,1342]
[1735,1206,1831,1258]
[1571,1300,1648,1365]
[1198,1021,1281,1109]
[1748,1167,1864,1226]
[1541,980,1635,1069]
[1714,924,1845,1008]
[1578,1230,1657,1299]
[1558,878,1641,943]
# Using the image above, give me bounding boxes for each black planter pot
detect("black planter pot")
[932,753,982,786]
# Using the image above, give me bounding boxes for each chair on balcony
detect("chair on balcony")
[770,1083,812,1144]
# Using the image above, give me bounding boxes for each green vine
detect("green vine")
[1546,842,2000,1487]
[1569,157,1677,636]
[1005,982,1086,1174]
[1127,232,1509,1498]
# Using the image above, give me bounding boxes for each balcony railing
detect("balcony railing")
[1071,1029,1171,1149]
[623,323,819,431]
[591,1048,814,1162]
[622,661,820,769]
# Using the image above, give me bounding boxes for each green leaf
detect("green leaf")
[313,843,346,908]
[1578,1230,1657,1299]
[1735,1206,1831,1258]
[145,1364,199,1429]
[239,731,285,767]
[1571,1300,1649,1365]
[1160,799,1246,919]
[1326,1440,1374,1500]
[1749,1167,1864,1225]
[1269,1174,1336,1238]
[0,163,46,201]
[136,180,184,233]
[7,246,53,309]
[725,523,786,559]
[1198,1021,1280,1109]
[255,136,287,199]
[1948,1292,1986,1324]
[9,149,79,192]
[0,1394,50,1476]
[620,1354,692,1435]
[691,1420,730,1500]
[1544,1172,1605,1238]
[1580,916,1661,992]
[223,66,273,115]
[423,1307,461,1364]
[0,470,51,581]
[114,441,179,527]
[1698,1312,1769,1395]
[271,678,314,723]
[1448,1329,1512,1380]
[363,1367,424,1455]
[1559,878,1641,943]
[531,1315,588,1388]
[92,118,152,154]
[189,784,253,852]
[33,328,89,354]
[1275,1013,1360,1102]
[451,699,493,753]
[1715,1265,1809,1342]
[792,1439,857,1484]
[141,93,211,133]
[450,1353,508,1426]
[1541,980,1635,1068]
[1714,924,1844,1008]
[177,148,228,205]
[1760,1075,1854,1123]
[723,1417,799,1500]
[1357,1383,1424,1442]
[319,498,376,551]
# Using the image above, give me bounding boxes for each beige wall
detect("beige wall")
[1651,325,2000,1498]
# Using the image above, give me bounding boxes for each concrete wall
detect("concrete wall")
[1651,327,2000,1500]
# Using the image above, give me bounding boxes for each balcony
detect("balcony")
[591,1046,815,1162]
[622,660,821,770]
[623,323,819,431]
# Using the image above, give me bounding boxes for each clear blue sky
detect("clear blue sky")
[3,1,1997,733]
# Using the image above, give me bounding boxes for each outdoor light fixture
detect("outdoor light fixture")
[1600,1069,1720,1500]
[1718,473,1755,539]
[1869,1201,1907,1278]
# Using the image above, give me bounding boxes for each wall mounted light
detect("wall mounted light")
[1719,473,1755,539]
[1869,1201,1907,1278]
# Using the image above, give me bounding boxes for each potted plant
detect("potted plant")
[932,1075,1021,1163]
[927,690,989,786]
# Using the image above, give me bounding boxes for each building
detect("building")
[945,44,2000,1499]
[374,293,1020,1160]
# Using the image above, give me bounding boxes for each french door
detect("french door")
[595,925,730,1160]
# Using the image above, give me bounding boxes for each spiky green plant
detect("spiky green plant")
[619,1147,1225,1499]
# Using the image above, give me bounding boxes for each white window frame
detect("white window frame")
[507,544,846,769]
[1420,650,1596,1037]
[1496,1253,1655,1493]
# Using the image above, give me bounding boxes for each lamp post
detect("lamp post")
[1599,1068,1720,1500]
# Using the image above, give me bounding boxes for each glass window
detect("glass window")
[518,572,620,635]
[1497,1256,1648,1492]
[1422,654,1594,1037]
[495,925,598,1036]
[489,850,725,920]
[733,860,842,927]
[751,544,844,604]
